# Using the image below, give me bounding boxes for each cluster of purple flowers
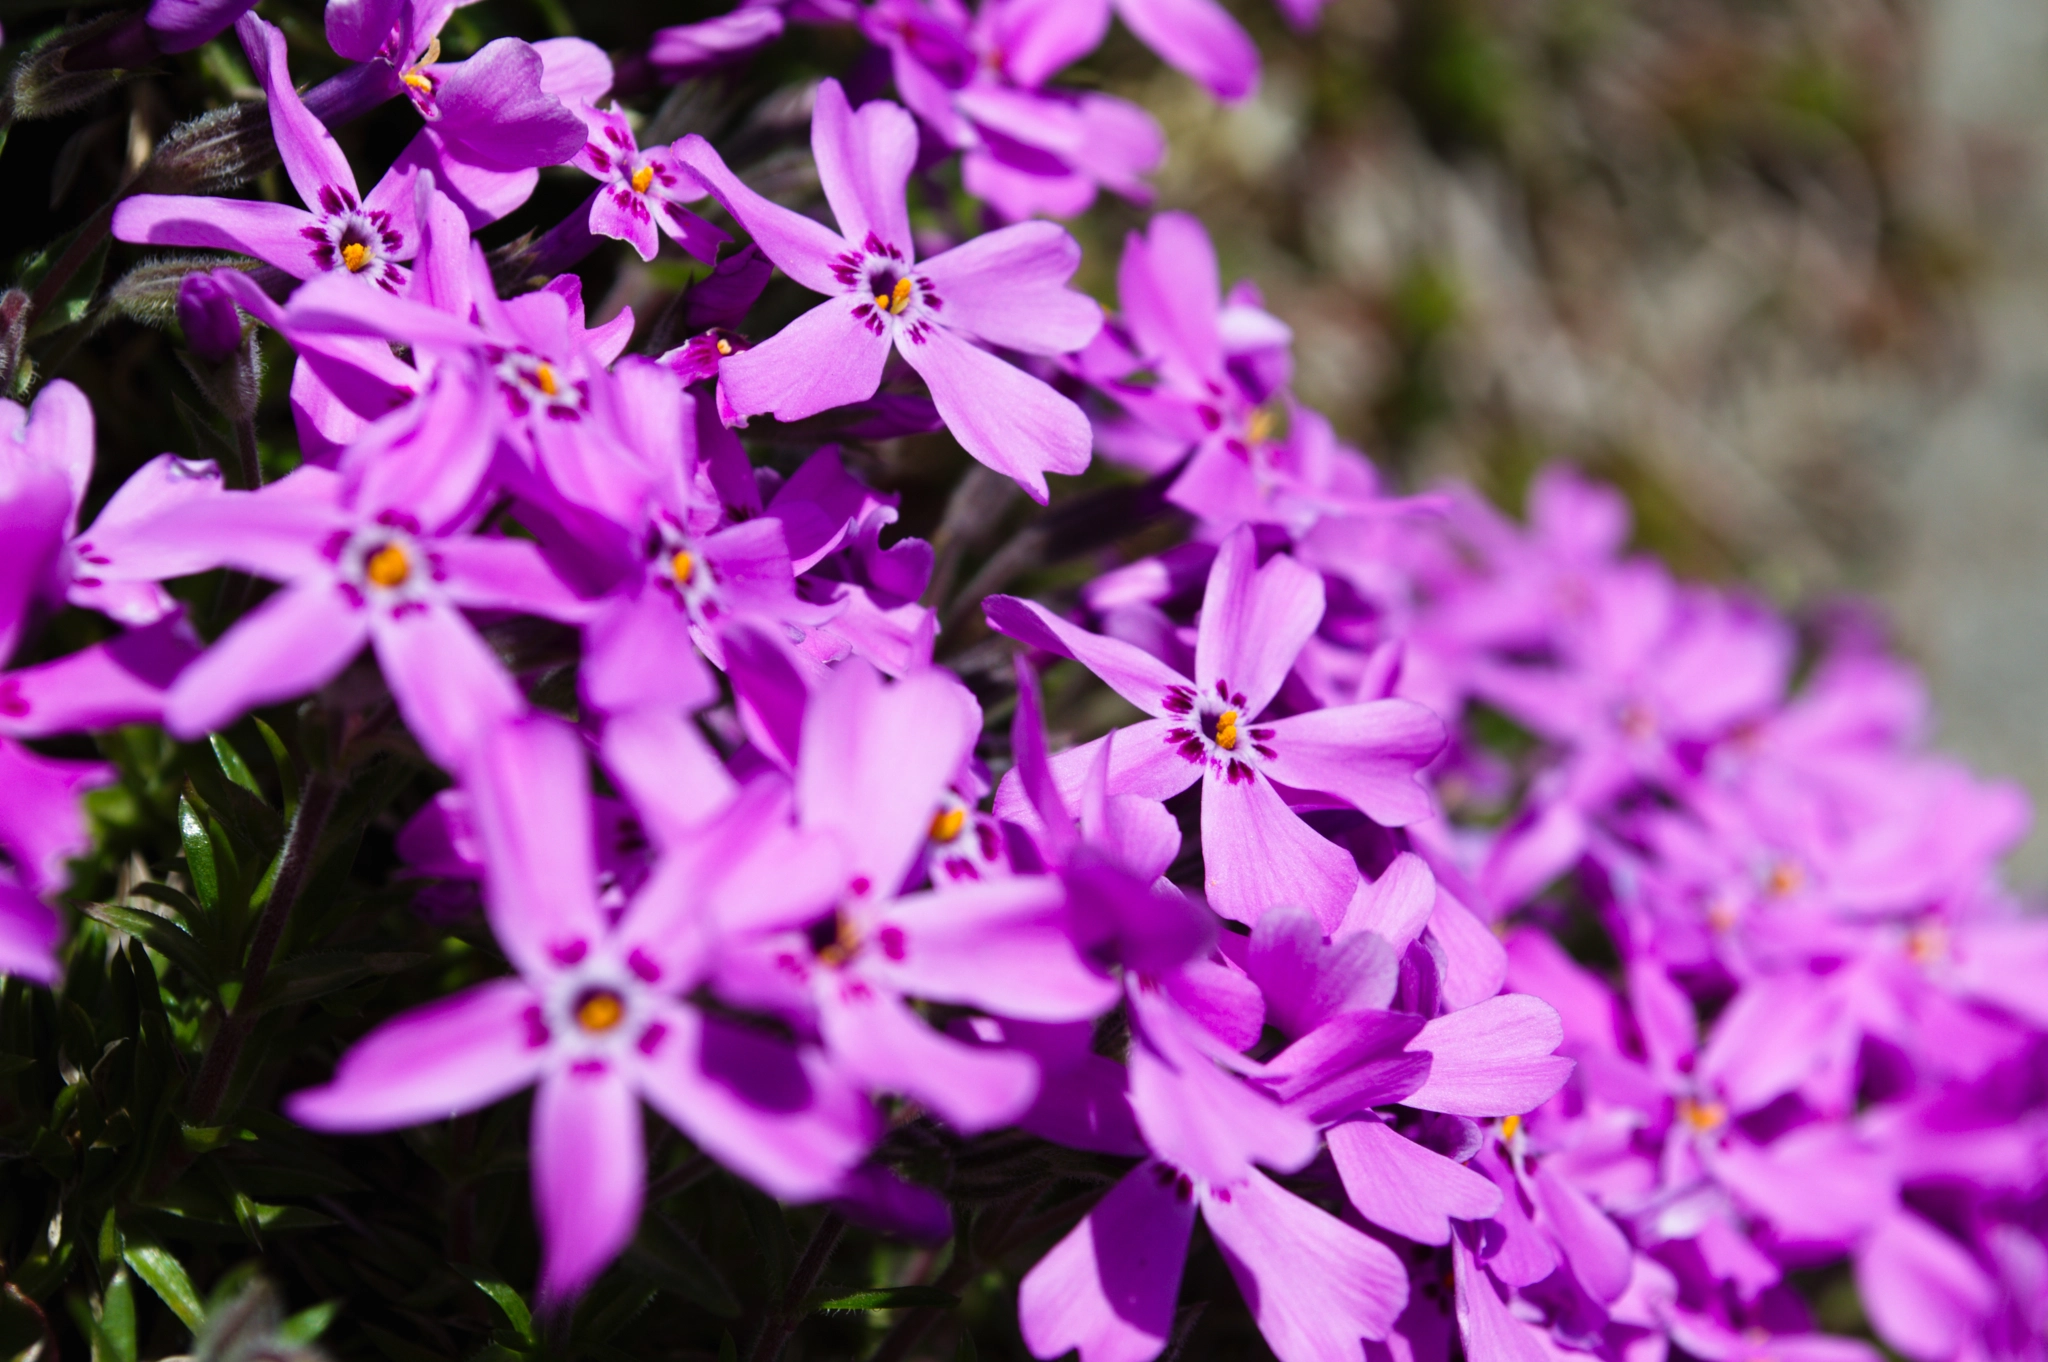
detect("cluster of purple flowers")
[1,0,2041,1358]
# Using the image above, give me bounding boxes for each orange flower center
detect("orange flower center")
[340,242,370,273]
[631,165,654,194]
[929,807,966,843]
[574,989,625,1032]
[365,544,410,588]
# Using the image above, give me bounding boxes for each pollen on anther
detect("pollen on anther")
[340,242,371,273]
[365,544,410,588]
[631,165,654,194]
[574,988,626,1033]
[888,276,914,314]
[929,807,966,843]
[715,338,732,355]
[671,549,695,584]
[1213,709,1240,751]
[534,362,560,397]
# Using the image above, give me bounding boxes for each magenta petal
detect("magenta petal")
[0,741,107,894]
[1111,0,1259,101]
[241,15,359,207]
[435,538,588,620]
[533,1061,644,1302]
[896,325,1092,504]
[0,619,198,737]
[580,589,717,718]
[1128,1001,1317,1185]
[1404,995,1574,1118]
[0,877,61,984]
[1261,700,1444,827]
[324,0,403,61]
[983,595,1185,717]
[369,600,524,774]
[589,181,662,262]
[599,710,738,851]
[816,980,1037,1132]
[865,879,1119,1022]
[1246,905,1396,1038]
[0,470,69,661]
[110,196,321,277]
[93,470,349,583]
[287,977,548,1130]
[1426,890,1507,1012]
[1855,1210,1998,1362]
[809,78,917,254]
[1018,1162,1195,1362]
[1328,1117,1500,1245]
[1337,851,1436,948]
[798,663,980,901]
[718,296,890,422]
[1256,1008,1430,1121]
[1201,1170,1409,1358]
[917,221,1101,355]
[464,714,609,977]
[1452,1235,1548,1362]
[1200,772,1359,928]
[164,582,367,739]
[1527,1160,1633,1302]
[1194,526,1321,718]
[673,135,848,295]
[1117,212,1222,386]
[635,1004,872,1202]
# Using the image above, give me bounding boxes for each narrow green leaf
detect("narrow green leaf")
[97,1209,123,1274]
[78,903,214,988]
[209,735,264,799]
[122,1235,204,1330]
[807,1286,960,1313]
[178,796,218,912]
[253,719,298,817]
[277,1299,340,1346]
[717,1331,738,1362]
[956,1330,979,1362]
[99,1270,136,1362]
[464,1270,534,1343]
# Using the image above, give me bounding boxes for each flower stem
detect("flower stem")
[746,1210,845,1362]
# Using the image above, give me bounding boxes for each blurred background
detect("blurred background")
[1069,0,2048,885]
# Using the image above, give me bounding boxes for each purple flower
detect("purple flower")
[676,78,1102,502]
[107,382,585,770]
[988,525,1445,925]
[114,18,420,293]
[1008,0,1262,102]
[569,102,725,263]
[289,715,873,1299]
[176,272,244,364]
[648,3,786,79]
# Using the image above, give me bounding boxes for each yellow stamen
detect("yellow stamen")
[873,293,891,310]
[402,68,434,92]
[340,242,370,273]
[1501,1113,1522,1143]
[1677,1097,1726,1133]
[631,164,654,195]
[534,362,559,397]
[889,276,914,314]
[1766,860,1803,898]
[365,544,410,588]
[929,807,966,843]
[670,549,694,584]
[1908,922,1947,965]
[716,337,732,356]
[575,989,625,1032]
[1213,709,1239,751]
[1246,405,1279,444]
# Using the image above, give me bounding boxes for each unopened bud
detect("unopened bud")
[176,272,241,363]
[4,14,137,123]
[0,289,31,392]
[141,100,275,197]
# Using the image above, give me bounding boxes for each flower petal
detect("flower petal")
[463,713,609,977]
[1200,771,1359,928]
[240,14,359,208]
[110,196,322,278]
[0,877,61,985]
[533,1061,644,1302]
[1260,699,1444,827]
[865,879,1119,1021]
[718,296,890,422]
[1193,525,1321,718]
[896,324,1091,504]
[1404,994,1574,1118]
[286,977,548,1130]
[164,582,367,739]
[816,978,1036,1132]
[983,595,1187,717]
[1328,1116,1501,1246]
[370,599,525,774]
[810,78,917,255]
[673,134,849,295]
[917,221,1101,355]
[1018,1162,1195,1362]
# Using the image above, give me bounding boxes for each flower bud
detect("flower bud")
[141,100,276,197]
[176,272,241,364]
[3,14,136,123]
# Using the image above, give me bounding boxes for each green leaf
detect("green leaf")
[209,734,264,800]
[276,1299,339,1346]
[957,1330,980,1362]
[464,1270,534,1343]
[122,1232,205,1330]
[179,796,219,912]
[807,1286,960,1313]
[253,719,298,817]
[628,1215,740,1318]
[718,1332,738,1362]
[98,1270,136,1362]
[79,903,214,988]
